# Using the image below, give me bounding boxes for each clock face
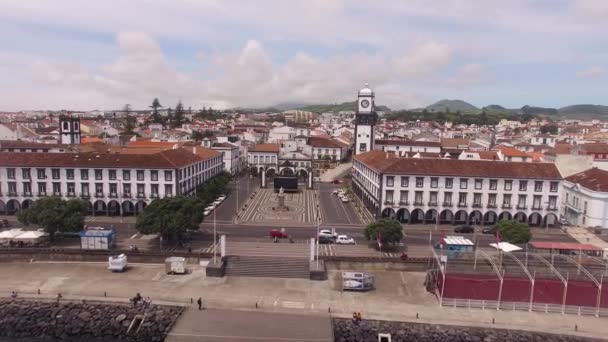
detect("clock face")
[360,99,370,109]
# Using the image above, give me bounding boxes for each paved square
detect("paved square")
[239,189,318,225]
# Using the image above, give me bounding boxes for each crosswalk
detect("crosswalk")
[319,244,431,258]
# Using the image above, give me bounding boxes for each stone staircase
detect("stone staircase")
[224,256,310,279]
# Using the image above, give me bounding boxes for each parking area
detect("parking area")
[319,183,361,225]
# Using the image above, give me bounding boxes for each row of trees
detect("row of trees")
[383,110,536,126]
[364,218,532,245]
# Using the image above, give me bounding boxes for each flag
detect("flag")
[377,230,382,249]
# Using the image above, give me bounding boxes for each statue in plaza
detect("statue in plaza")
[277,187,287,210]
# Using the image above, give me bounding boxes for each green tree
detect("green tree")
[496,219,531,244]
[540,124,558,135]
[149,98,163,124]
[123,104,136,134]
[364,219,403,245]
[135,196,204,240]
[17,197,88,239]
[195,172,232,206]
[171,101,185,128]
[191,130,205,141]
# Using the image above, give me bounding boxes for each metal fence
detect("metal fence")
[441,297,608,317]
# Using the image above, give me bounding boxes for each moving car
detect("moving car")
[336,235,355,245]
[270,228,288,238]
[318,229,338,238]
[482,226,498,234]
[454,225,475,234]
[317,235,335,244]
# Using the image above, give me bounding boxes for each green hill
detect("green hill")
[426,99,480,114]
[297,101,391,113]
[521,105,558,116]
[558,104,608,118]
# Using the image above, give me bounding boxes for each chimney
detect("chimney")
[192,147,196,155]
[386,152,389,159]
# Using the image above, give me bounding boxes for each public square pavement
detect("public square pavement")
[2,262,606,340]
[239,188,318,225]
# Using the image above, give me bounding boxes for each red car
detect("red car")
[270,229,288,238]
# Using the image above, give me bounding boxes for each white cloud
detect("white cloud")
[447,64,492,87]
[576,66,607,78]
[393,42,451,77]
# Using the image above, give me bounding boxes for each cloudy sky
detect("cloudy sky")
[1,0,607,111]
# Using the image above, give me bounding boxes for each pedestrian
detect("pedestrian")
[352,312,358,325]
[357,312,362,322]
[10,291,17,300]
[197,297,202,310]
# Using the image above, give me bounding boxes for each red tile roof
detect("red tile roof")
[308,137,347,148]
[499,146,531,158]
[565,168,608,192]
[0,140,68,149]
[580,143,608,154]
[355,150,561,179]
[0,148,211,169]
[250,143,279,153]
[375,139,441,147]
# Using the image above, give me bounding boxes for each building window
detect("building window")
[137,170,145,181]
[52,183,61,195]
[517,195,527,208]
[95,169,103,180]
[359,143,367,152]
[443,192,452,205]
[165,171,173,182]
[122,170,130,181]
[489,179,497,190]
[415,177,424,188]
[37,168,46,179]
[400,191,408,203]
[385,190,394,203]
[123,183,131,195]
[548,196,557,210]
[66,169,74,180]
[414,191,423,204]
[474,179,483,190]
[429,191,438,204]
[458,193,467,205]
[22,168,30,179]
[503,194,511,206]
[533,195,541,209]
[504,180,512,191]
[151,170,158,181]
[109,170,117,180]
[151,184,159,197]
[550,181,558,192]
[38,182,46,194]
[51,169,60,180]
[401,176,409,187]
[430,177,438,188]
[137,184,145,197]
[488,194,497,206]
[534,181,543,192]
[95,183,103,195]
[8,182,17,195]
[81,183,89,196]
[459,178,468,189]
[386,176,394,187]
[519,180,527,191]
[109,183,117,196]
[7,168,15,179]
[165,184,173,196]
[67,183,75,195]
[80,169,88,180]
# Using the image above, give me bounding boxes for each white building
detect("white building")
[210,137,241,175]
[563,168,608,229]
[352,150,562,227]
[0,147,223,216]
[374,139,441,154]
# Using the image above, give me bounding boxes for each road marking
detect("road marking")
[129,234,138,239]
[282,301,305,309]
[166,333,332,341]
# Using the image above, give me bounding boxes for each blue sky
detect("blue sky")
[0,0,607,111]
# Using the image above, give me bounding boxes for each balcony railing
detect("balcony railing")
[546,206,558,211]
[165,194,173,198]
[150,193,159,198]
[137,193,146,199]
[22,192,32,197]
[384,200,394,205]
[8,192,17,196]
[37,192,47,197]
[123,193,132,198]
[457,203,468,208]
[95,192,104,198]
[37,175,47,179]
[428,201,438,206]
[399,201,409,205]
[442,202,453,206]
[414,201,424,206]
[486,203,497,208]
[66,192,76,197]
[472,203,482,208]
[532,206,542,210]
[80,193,90,198]
[502,204,511,209]
[109,193,118,198]
[516,204,527,210]
[53,192,61,196]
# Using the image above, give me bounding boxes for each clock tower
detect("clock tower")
[354,83,378,155]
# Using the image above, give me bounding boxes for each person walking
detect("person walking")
[197,297,202,310]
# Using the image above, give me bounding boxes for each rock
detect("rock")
[115,313,127,322]
[77,311,92,320]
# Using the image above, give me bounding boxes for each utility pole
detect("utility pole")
[213,207,217,264]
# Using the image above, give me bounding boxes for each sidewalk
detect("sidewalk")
[320,162,352,182]
[0,262,606,340]
[566,226,608,249]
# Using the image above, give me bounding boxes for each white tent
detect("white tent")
[490,242,522,253]
[0,229,24,239]
[15,230,49,240]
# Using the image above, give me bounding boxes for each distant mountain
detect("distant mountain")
[521,105,558,116]
[272,102,312,111]
[558,104,608,118]
[426,99,480,114]
[296,101,391,113]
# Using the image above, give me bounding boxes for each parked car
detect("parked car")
[217,195,226,201]
[332,179,342,184]
[454,225,475,234]
[206,204,216,211]
[332,190,339,195]
[203,209,212,216]
[317,235,335,244]
[213,199,222,206]
[482,226,498,234]
[318,229,338,238]
[336,235,355,245]
[340,197,349,203]
[270,228,288,238]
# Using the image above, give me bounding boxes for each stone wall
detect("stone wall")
[333,318,601,342]
[0,300,182,342]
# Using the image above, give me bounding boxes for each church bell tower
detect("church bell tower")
[354,83,378,155]
[59,115,81,145]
